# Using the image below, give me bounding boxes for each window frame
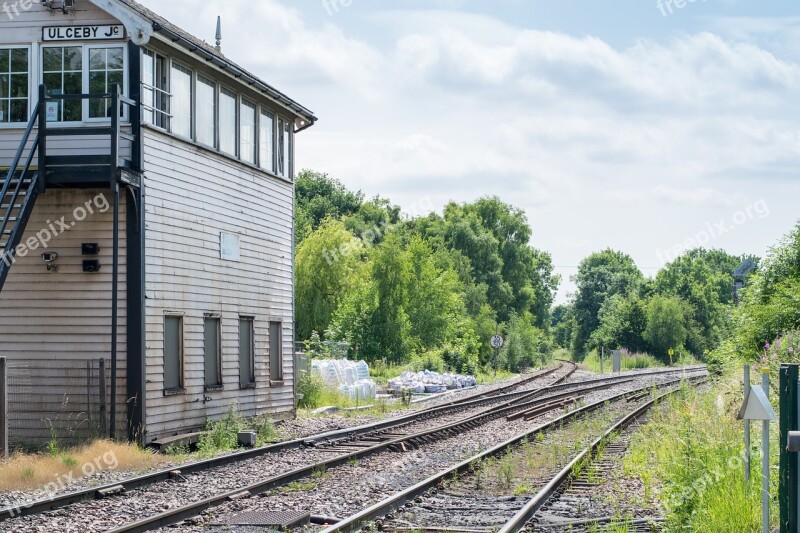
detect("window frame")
[84,44,126,122]
[269,321,284,383]
[40,43,128,125]
[168,59,193,140]
[203,314,223,391]
[239,316,256,389]
[0,45,32,127]
[218,85,238,157]
[141,49,170,130]
[138,50,297,181]
[195,74,217,149]
[258,108,275,173]
[239,98,257,165]
[163,314,185,394]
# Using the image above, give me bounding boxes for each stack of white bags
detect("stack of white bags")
[311,359,377,401]
[387,370,477,395]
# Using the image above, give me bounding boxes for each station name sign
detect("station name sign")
[43,25,125,42]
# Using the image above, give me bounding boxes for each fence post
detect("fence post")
[0,357,7,462]
[780,364,799,532]
[99,358,107,437]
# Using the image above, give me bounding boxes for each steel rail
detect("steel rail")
[496,386,692,532]
[107,370,703,533]
[0,362,567,522]
[315,374,706,532]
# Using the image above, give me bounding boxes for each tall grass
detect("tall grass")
[0,440,168,491]
[580,349,662,373]
[624,377,775,531]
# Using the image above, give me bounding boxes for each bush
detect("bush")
[410,350,446,372]
[297,369,325,409]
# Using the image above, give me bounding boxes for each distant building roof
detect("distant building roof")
[115,0,317,129]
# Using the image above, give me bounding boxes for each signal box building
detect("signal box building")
[0,0,316,444]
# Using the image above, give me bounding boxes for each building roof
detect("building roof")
[115,0,317,129]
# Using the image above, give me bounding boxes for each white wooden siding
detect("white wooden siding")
[0,189,128,443]
[143,128,295,442]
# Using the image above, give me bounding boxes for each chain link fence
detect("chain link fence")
[5,359,107,448]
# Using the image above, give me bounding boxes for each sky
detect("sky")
[140,0,800,303]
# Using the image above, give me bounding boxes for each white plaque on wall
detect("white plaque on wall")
[220,233,240,262]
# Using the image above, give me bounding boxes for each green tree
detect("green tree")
[644,295,689,362]
[731,221,800,360]
[404,236,464,351]
[572,250,644,359]
[655,248,747,355]
[589,294,648,353]
[295,170,363,244]
[295,219,360,341]
[500,312,552,371]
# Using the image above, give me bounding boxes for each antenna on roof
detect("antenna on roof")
[215,16,222,52]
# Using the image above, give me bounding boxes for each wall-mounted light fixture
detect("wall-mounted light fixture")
[40,0,74,15]
[41,251,59,272]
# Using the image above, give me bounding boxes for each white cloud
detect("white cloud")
[136,1,799,303]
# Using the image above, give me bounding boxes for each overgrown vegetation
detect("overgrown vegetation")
[193,406,280,458]
[0,440,168,491]
[624,378,774,531]
[295,171,558,373]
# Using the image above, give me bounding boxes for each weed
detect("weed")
[513,483,532,496]
[498,455,514,488]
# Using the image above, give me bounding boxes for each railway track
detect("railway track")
[0,364,705,532]
[315,374,704,533]
[0,362,572,524]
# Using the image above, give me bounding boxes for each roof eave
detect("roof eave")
[151,23,318,132]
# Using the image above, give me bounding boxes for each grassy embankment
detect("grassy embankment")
[623,373,776,532]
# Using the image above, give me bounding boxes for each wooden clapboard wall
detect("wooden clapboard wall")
[0,189,127,444]
[143,128,295,442]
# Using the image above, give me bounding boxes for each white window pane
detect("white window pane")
[259,110,274,172]
[196,76,216,147]
[240,100,256,164]
[219,88,237,155]
[142,51,155,125]
[170,63,192,138]
[283,121,290,178]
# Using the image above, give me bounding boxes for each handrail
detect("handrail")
[0,101,40,263]
[1,105,39,199]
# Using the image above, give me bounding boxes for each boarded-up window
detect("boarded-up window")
[239,317,255,387]
[204,317,221,388]
[164,316,183,390]
[269,322,283,382]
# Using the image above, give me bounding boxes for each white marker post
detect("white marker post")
[737,371,778,533]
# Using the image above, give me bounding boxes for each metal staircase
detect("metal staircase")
[0,83,141,294]
[0,102,41,292]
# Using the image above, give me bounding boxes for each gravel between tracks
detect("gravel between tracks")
[0,367,703,533]
[168,370,703,533]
